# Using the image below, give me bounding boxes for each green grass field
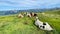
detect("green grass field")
[0,11,60,34]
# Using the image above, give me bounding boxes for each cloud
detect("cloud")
[0,0,60,10]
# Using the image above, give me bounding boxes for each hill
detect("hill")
[0,11,60,34]
[0,8,60,15]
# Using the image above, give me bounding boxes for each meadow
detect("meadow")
[0,11,60,34]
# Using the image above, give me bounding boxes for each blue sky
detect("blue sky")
[0,0,60,11]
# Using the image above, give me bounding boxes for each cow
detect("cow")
[26,12,31,17]
[30,12,37,17]
[18,14,24,18]
[35,17,53,31]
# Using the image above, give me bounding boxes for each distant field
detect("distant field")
[0,11,60,34]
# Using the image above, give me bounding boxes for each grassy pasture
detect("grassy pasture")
[0,11,60,34]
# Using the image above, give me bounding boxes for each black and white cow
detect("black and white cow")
[35,17,53,31]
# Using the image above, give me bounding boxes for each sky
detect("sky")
[0,0,60,11]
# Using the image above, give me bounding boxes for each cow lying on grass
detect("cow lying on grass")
[26,12,31,17]
[30,12,37,17]
[35,17,53,31]
[18,14,24,18]
[26,12,37,17]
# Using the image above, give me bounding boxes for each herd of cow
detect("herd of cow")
[18,12,37,18]
[17,12,53,31]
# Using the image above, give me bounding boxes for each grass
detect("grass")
[0,11,60,34]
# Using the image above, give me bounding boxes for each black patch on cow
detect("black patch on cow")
[43,26,45,29]
[40,26,42,27]
[43,23,46,25]
[34,14,37,16]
